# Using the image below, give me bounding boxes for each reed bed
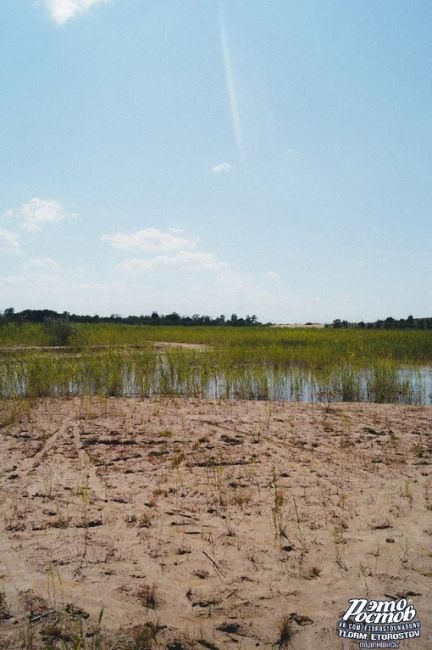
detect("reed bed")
[0,338,430,404]
[2,323,432,364]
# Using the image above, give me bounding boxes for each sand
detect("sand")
[0,397,431,649]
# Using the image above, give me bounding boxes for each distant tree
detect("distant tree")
[43,319,75,346]
[165,312,180,324]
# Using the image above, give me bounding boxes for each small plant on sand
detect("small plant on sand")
[425,483,432,511]
[292,494,308,552]
[18,622,37,649]
[271,466,285,541]
[74,476,91,576]
[5,493,27,532]
[231,488,252,510]
[171,451,184,469]
[42,465,54,500]
[0,397,35,427]
[333,526,347,571]
[399,537,410,565]
[401,480,414,508]
[46,563,64,610]
[137,512,153,528]
[208,455,226,508]
[277,614,294,647]
[412,440,425,458]
[256,402,273,440]
[136,584,159,610]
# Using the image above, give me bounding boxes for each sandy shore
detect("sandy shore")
[0,397,431,648]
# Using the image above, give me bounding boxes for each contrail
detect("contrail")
[218,4,246,167]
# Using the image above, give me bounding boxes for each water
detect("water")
[204,366,432,404]
[2,359,432,405]
[99,364,432,404]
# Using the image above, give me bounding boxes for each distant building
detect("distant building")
[270,323,324,328]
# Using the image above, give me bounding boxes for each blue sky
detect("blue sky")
[0,0,431,322]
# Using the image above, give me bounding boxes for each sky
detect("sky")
[0,0,431,323]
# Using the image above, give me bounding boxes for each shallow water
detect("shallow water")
[203,366,432,404]
[2,357,432,404]
[124,364,432,405]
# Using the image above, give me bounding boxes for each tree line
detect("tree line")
[2,308,431,329]
[0,308,262,327]
[328,315,432,330]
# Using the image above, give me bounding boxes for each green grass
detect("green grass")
[0,324,431,404]
[2,323,432,363]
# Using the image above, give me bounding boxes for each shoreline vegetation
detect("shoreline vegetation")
[1,314,431,405]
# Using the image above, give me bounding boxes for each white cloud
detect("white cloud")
[6,197,72,233]
[44,0,107,24]
[212,162,233,173]
[0,228,21,254]
[102,228,197,253]
[1,209,14,221]
[265,270,281,281]
[119,251,228,273]
[25,257,59,271]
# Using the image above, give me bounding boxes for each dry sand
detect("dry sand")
[0,397,431,649]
